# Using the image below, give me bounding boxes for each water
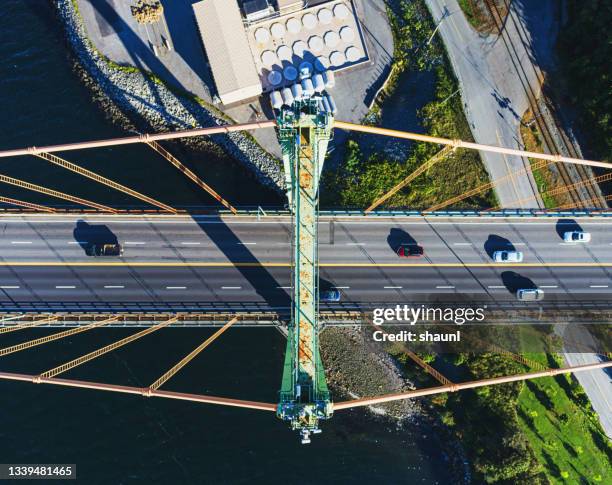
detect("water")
[0,2,454,483]
[0,0,281,208]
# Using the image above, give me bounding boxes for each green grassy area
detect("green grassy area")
[384,335,612,483]
[518,353,611,484]
[322,0,496,210]
[457,0,481,29]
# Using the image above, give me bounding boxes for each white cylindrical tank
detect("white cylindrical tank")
[281,87,294,106]
[298,61,313,80]
[284,65,298,82]
[301,78,315,98]
[291,83,304,102]
[267,70,283,87]
[270,90,283,110]
[313,73,325,93]
[322,70,335,89]
[321,95,332,113]
[326,94,338,114]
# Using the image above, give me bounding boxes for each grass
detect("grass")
[517,353,612,484]
[456,0,508,33]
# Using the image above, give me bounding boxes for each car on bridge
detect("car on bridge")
[320,289,341,302]
[88,243,124,257]
[563,230,591,243]
[396,243,424,258]
[493,250,524,263]
[516,288,544,302]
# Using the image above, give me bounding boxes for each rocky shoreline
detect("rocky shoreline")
[54,0,285,194]
[320,327,470,484]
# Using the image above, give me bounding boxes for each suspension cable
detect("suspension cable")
[0,196,56,213]
[365,146,454,213]
[147,316,238,392]
[334,121,612,169]
[34,152,176,213]
[145,141,237,214]
[0,316,120,357]
[0,121,277,158]
[0,174,117,213]
[39,316,178,379]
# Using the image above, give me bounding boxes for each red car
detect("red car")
[396,243,424,258]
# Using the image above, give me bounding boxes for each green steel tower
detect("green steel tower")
[276,98,334,443]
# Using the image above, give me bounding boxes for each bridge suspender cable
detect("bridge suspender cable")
[38,316,178,380]
[145,141,238,214]
[0,121,277,158]
[488,172,612,210]
[0,174,117,213]
[0,316,120,357]
[334,121,612,169]
[553,194,612,210]
[33,152,177,213]
[146,316,238,393]
[365,146,454,213]
[424,158,551,212]
[0,196,56,213]
[0,316,58,335]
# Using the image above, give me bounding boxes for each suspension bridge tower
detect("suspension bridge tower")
[276,98,334,443]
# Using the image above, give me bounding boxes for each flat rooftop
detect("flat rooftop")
[246,0,369,93]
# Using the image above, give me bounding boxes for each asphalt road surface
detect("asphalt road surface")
[0,214,610,312]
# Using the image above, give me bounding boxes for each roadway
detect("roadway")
[425,0,550,207]
[0,214,610,312]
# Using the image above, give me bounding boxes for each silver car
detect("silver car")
[516,288,544,301]
[563,231,591,243]
[493,250,524,263]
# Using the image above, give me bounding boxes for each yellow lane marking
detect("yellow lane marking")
[0,262,610,268]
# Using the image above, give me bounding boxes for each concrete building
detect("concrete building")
[192,0,262,106]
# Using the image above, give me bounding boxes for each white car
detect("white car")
[516,288,544,301]
[563,231,591,243]
[493,250,524,263]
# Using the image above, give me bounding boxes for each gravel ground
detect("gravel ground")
[320,326,421,419]
[54,0,284,193]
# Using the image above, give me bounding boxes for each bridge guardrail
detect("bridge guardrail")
[0,205,610,217]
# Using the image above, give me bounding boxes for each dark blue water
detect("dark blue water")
[0,0,281,208]
[0,2,454,483]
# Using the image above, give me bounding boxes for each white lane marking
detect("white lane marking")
[346,243,366,246]
[384,286,402,289]
[590,285,609,288]
[0,286,20,289]
[332,286,350,289]
[540,285,558,289]
[56,285,76,289]
[453,243,472,246]
[10,241,32,244]
[125,241,146,245]
[104,285,125,289]
[277,286,293,289]
[558,243,575,246]
[166,286,187,290]
[436,285,455,289]
[513,243,526,246]
[237,242,256,245]
[221,286,242,290]
[180,242,201,245]
[68,241,87,245]
[488,285,506,289]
